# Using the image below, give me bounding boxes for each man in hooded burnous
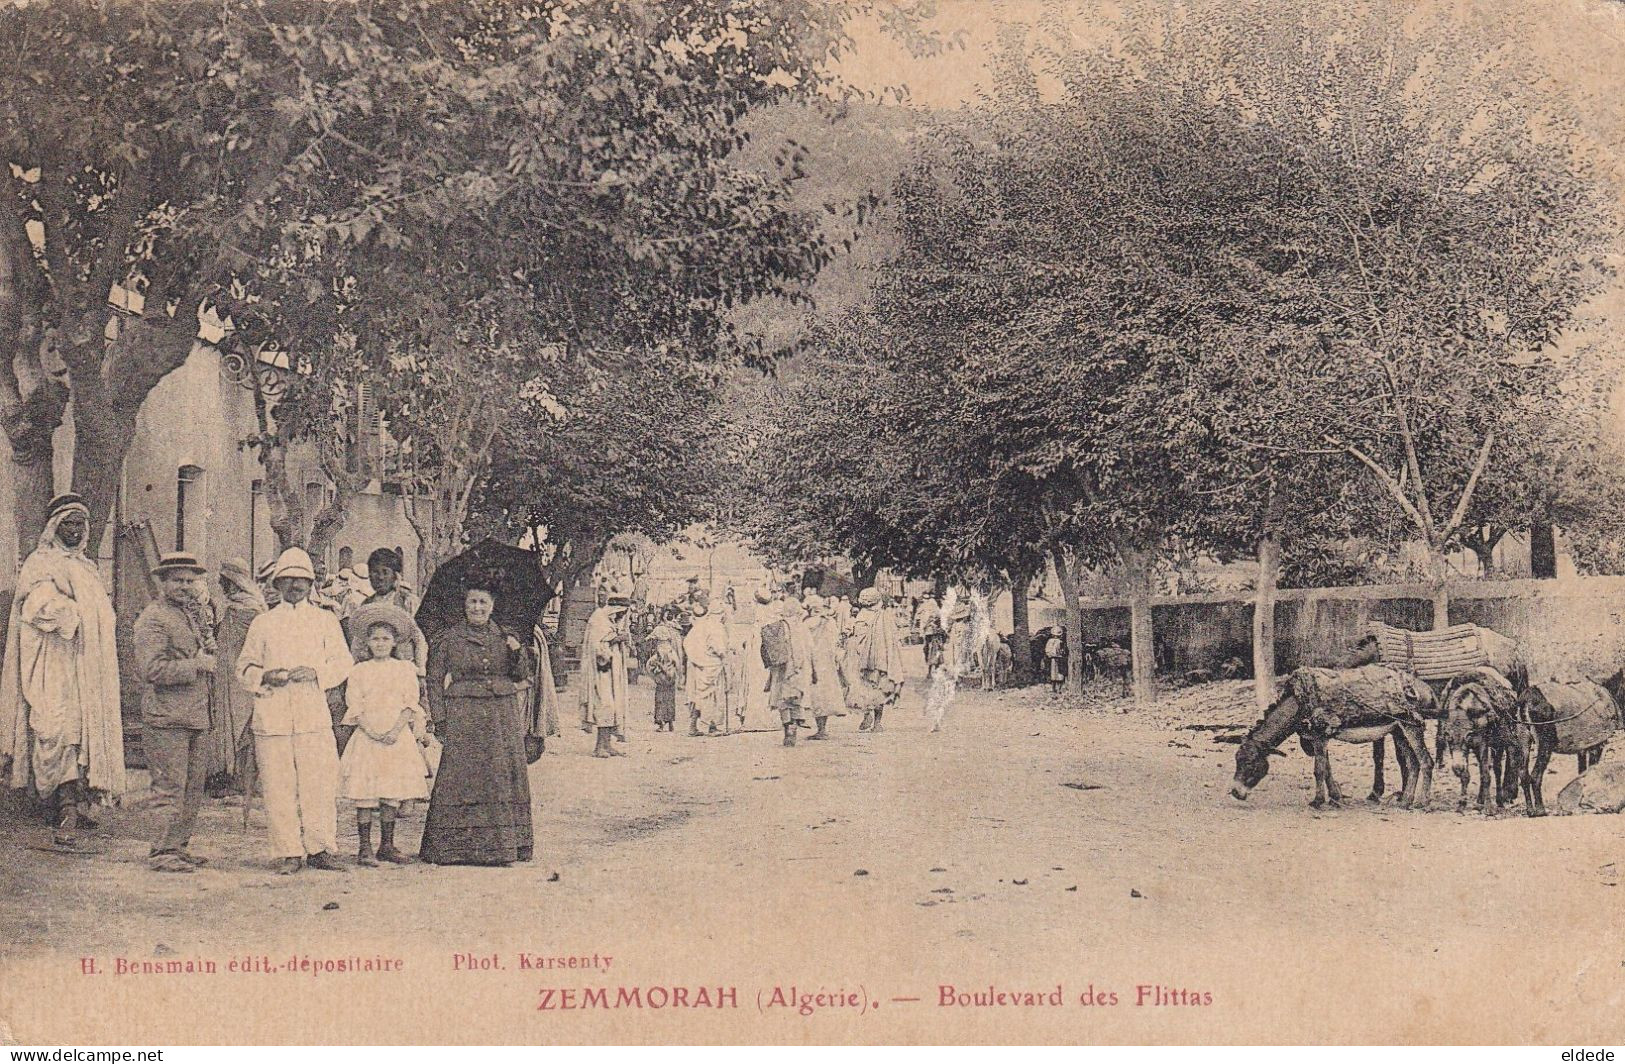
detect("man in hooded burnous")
[846,587,905,734]
[683,590,731,736]
[762,581,815,747]
[0,493,125,849]
[237,548,353,873]
[581,584,633,758]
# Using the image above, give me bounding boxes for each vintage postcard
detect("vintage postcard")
[2,0,1624,1046]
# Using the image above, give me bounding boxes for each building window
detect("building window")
[176,465,204,552]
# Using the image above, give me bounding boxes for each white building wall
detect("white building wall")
[0,344,420,592]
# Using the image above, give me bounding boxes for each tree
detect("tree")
[465,347,728,606]
[2,0,938,569]
[743,0,1618,717]
[1049,0,1621,627]
[269,0,950,581]
[0,0,519,549]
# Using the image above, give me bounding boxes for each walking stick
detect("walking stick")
[240,742,257,830]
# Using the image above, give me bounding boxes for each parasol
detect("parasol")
[414,539,555,639]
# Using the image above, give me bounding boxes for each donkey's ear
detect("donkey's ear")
[1266,748,1287,758]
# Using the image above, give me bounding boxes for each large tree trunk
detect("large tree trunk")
[1252,534,1280,716]
[247,374,309,552]
[65,318,197,554]
[67,380,134,556]
[1007,562,1034,685]
[1051,548,1085,696]
[406,476,482,586]
[1529,522,1557,579]
[1428,548,1450,631]
[539,532,609,600]
[0,215,70,553]
[0,378,69,551]
[1121,547,1156,711]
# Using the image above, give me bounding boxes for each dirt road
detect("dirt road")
[2,678,1622,1043]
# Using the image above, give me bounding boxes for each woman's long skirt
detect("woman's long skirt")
[419,692,533,865]
[653,678,677,726]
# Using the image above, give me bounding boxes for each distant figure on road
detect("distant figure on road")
[846,587,904,733]
[1045,630,1066,695]
[916,593,944,669]
[646,608,683,734]
[206,557,265,795]
[581,584,633,758]
[762,583,814,747]
[684,591,731,736]
[802,592,847,740]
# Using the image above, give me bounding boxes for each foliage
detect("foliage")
[0,0,939,567]
[736,0,1621,615]
[467,347,726,589]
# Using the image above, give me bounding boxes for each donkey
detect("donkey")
[1435,669,1523,813]
[1512,671,1624,816]
[1228,666,1435,809]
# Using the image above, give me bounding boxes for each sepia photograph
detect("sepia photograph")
[1,0,1624,1047]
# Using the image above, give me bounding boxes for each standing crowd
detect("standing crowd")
[0,492,549,873]
[0,490,1014,876]
[585,578,915,750]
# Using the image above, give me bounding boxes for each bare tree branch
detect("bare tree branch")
[1328,433,1431,536]
[1441,429,1496,546]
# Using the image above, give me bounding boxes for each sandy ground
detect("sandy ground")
[2,675,1623,1044]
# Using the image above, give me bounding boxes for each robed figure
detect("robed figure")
[0,493,125,846]
[206,557,265,789]
[846,587,905,733]
[580,593,632,757]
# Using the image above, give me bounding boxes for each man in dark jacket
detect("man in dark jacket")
[133,553,217,873]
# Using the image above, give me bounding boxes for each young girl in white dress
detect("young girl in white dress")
[341,620,431,866]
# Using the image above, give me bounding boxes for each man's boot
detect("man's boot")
[809,717,829,740]
[593,727,615,758]
[377,808,412,864]
[783,722,797,747]
[688,711,702,737]
[871,708,886,734]
[356,815,378,867]
[305,851,345,872]
[72,780,99,829]
[51,783,83,848]
[858,710,874,732]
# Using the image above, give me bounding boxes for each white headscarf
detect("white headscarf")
[38,501,90,556]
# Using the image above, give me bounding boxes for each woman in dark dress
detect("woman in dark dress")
[419,583,535,866]
[646,607,682,733]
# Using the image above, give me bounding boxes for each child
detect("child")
[1045,631,1065,695]
[340,621,431,865]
